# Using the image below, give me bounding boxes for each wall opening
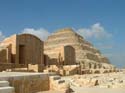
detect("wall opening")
[19,45,25,64]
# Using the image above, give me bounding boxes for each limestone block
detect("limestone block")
[49,75,70,92]
[28,64,38,72]
[0,72,49,93]
[0,87,15,93]
[0,81,9,87]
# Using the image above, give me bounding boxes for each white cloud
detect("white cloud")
[22,28,50,41]
[77,23,112,40]
[0,31,5,42]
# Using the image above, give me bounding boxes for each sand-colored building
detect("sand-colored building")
[0,34,44,71]
[44,45,76,66]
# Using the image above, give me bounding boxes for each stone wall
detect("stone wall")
[0,72,49,93]
[0,35,17,63]
[0,34,44,65]
[17,34,44,65]
[0,44,11,63]
[44,45,76,66]
[0,34,44,71]
[43,65,79,76]
[0,49,9,63]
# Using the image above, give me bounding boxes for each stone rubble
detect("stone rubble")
[63,72,125,89]
[49,75,70,93]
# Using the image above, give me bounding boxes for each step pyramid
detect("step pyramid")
[44,28,114,69]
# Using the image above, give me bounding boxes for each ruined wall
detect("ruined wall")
[0,35,17,63]
[0,34,44,65]
[0,49,8,63]
[0,72,49,93]
[44,46,64,65]
[17,34,44,65]
[0,34,44,71]
[44,45,76,66]
[0,45,12,71]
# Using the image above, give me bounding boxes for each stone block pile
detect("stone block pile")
[49,75,70,93]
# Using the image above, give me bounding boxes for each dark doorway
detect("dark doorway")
[44,55,47,66]
[19,45,25,64]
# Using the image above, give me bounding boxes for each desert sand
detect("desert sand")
[40,72,125,93]
[62,72,125,93]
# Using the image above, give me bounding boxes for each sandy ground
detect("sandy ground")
[71,87,125,93]
[64,72,125,93]
[40,72,125,93]
[39,87,125,93]
[38,90,64,93]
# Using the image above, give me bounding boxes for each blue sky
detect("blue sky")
[0,0,125,68]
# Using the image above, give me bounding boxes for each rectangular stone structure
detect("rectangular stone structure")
[44,46,76,66]
[0,72,49,93]
[0,34,44,71]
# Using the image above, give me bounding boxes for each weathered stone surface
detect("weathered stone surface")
[0,45,11,64]
[44,45,76,66]
[62,72,125,89]
[0,87,15,93]
[44,28,114,71]
[0,80,15,93]
[49,75,70,93]
[70,76,99,87]
[0,34,44,71]
[0,81,9,87]
[44,65,79,76]
[0,72,49,93]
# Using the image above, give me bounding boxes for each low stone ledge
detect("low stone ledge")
[0,72,49,93]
